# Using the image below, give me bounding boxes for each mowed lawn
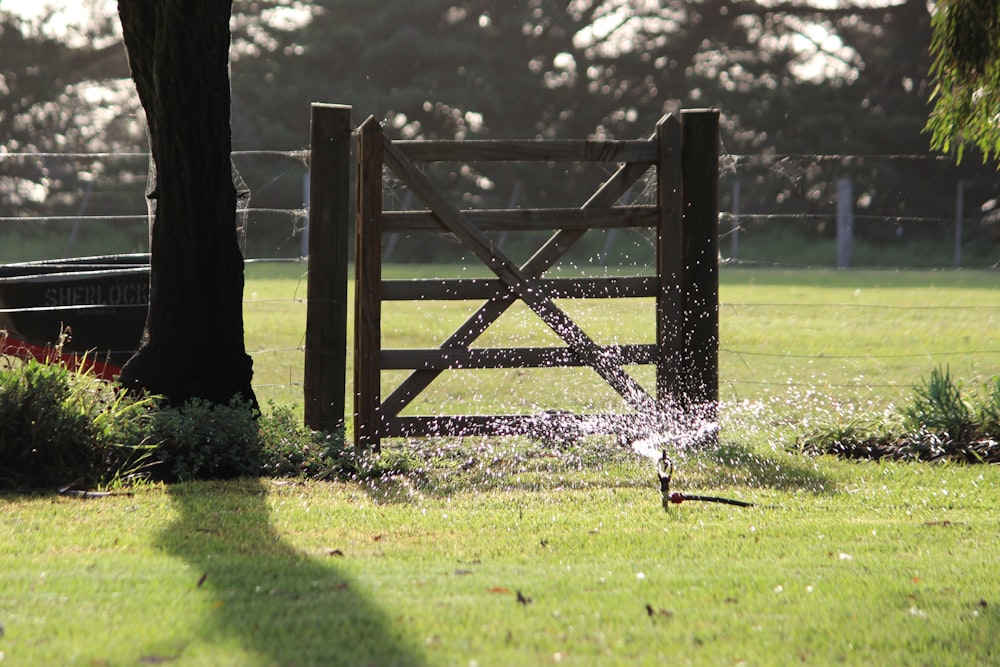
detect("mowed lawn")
[2,265,999,666]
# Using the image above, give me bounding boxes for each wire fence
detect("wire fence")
[1,148,998,411]
[717,151,1000,271]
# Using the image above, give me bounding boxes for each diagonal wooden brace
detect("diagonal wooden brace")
[380,159,653,419]
[381,137,657,414]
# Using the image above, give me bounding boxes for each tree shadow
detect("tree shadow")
[156,478,425,666]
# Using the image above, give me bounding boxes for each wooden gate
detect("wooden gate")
[349,110,718,452]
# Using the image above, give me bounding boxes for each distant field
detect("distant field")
[244,263,1000,430]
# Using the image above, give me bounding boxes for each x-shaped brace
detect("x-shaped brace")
[379,136,658,418]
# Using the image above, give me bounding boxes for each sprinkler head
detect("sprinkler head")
[657,449,673,511]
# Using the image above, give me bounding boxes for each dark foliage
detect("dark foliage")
[0,357,152,489]
[144,397,262,482]
[798,366,1000,463]
[0,360,100,487]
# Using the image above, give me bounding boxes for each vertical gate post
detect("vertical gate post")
[354,117,385,452]
[304,103,352,432]
[680,109,720,414]
[655,114,683,406]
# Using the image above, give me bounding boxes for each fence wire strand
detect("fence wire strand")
[3,148,998,397]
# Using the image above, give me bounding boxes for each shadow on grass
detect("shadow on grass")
[157,478,424,666]
[362,434,838,499]
[688,441,838,494]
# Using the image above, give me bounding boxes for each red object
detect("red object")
[1,334,123,380]
[0,254,148,379]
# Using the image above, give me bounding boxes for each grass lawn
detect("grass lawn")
[2,265,1000,665]
[2,458,997,666]
[245,263,1000,420]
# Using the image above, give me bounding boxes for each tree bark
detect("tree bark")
[117,0,256,409]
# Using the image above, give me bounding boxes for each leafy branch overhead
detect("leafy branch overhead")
[925,0,1000,164]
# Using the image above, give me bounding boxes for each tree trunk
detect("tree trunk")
[117,0,256,409]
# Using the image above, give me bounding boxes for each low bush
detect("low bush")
[0,355,382,490]
[901,366,976,441]
[798,365,1000,462]
[258,401,419,482]
[0,356,156,489]
[257,401,333,478]
[145,397,262,481]
[977,375,1000,435]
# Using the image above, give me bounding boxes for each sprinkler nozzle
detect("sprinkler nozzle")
[657,449,673,511]
[656,448,757,510]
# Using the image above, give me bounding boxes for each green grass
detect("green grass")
[3,265,1000,665]
[2,458,998,666]
[731,227,1000,269]
[244,263,1000,422]
[717,268,1000,433]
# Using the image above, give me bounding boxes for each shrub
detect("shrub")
[145,397,262,482]
[257,401,335,477]
[798,366,1000,463]
[0,353,406,488]
[978,375,1000,436]
[257,402,416,481]
[0,357,155,489]
[0,358,96,486]
[901,366,976,442]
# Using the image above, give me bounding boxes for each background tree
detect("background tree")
[116,0,256,408]
[0,7,144,257]
[925,0,1000,163]
[234,0,983,258]
[4,1,999,267]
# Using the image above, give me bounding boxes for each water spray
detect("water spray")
[657,449,754,510]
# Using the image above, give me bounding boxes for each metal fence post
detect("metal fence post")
[954,179,964,268]
[836,177,853,269]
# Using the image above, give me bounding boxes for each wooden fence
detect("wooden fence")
[304,104,719,452]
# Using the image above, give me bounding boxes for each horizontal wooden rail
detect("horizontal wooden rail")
[383,206,658,232]
[373,160,655,439]
[381,129,659,414]
[380,344,658,370]
[346,110,719,452]
[395,139,658,163]
[381,276,657,301]
[385,413,652,439]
